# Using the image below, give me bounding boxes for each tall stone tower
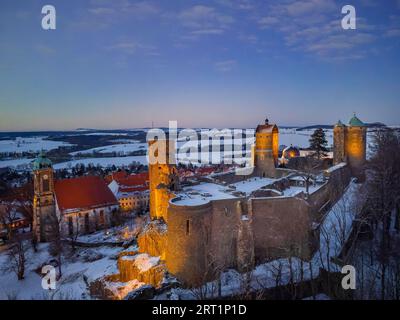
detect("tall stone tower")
[333,114,367,180]
[32,151,56,242]
[254,118,279,178]
[346,114,367,179]
[148,139,179,222]
[333,120,346,164]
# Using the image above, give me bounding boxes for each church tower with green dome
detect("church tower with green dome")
[32,151,56,242]
[333,114,367,180]
[346,114,367,179]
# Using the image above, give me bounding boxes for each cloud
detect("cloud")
[256,0,381,61]
[73,0,161,30]
[89,0,160,16]
[178,5,234,36]
[107,41,159,56]
[191,29,225,35]
[34,45,56,56]
[385,28,400,37]
[216,0,255,11]
[215,59,237,72]
[258,16,279,29]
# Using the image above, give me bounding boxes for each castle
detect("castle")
[32,115,367,288]
[137,115,367,286]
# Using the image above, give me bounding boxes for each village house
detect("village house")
[107,172,150,213]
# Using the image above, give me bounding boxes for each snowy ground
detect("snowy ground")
[0,243,120,300]
[0,128,380,170]
[69,142,147,156]
[0,158,34,169]
[0,137,72,154]
[53,156,148,170]
[0,218,147,300]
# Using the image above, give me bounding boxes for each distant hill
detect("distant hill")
[296,122,387,131]
[296,125,333,131]
[365,122,386,128]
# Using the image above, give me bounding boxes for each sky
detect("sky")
[0,0,400,131]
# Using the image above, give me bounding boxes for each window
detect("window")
[42,178,50,192]
[186,220,190,236]
[84,213,90,233]
[99,211,105,226]
[68,216,73,236]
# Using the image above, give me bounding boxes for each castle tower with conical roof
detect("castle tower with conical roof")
[254,118,279,178]
[346,114,367,179]
[32,151,56,242]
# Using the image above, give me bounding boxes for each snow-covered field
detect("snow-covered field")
[0,128,380,170]
[0,158,33,169]
[70,142,147,156]
[280,128,333,148]
[0,137,72,154]
[53,156,148,170]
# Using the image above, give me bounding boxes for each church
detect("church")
[32,152,119,242]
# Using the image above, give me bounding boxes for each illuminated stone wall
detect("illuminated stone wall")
[255,125,279,177]
[148,139,178,222]
[163,164,351,287]
[346,126,367,179]
[333,125,346,164]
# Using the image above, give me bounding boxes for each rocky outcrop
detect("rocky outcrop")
[89,252,167,300]
[118,253,166,287]
[137,220,167,260]
[124,285,155,300]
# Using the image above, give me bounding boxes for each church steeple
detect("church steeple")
[32,151,56,242]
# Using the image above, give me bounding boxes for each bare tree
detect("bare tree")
[5,234,28,280]
[47,213,64,279]
[0,203,19,241]
[296,156,320,196]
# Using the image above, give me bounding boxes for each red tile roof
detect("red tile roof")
[104,170,128,184]
[197,167,215,176]
[115,172,149,187]
[55,176,118,213]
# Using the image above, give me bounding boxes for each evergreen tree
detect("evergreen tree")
[309,128,328,160]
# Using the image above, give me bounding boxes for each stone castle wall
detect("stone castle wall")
[346,126,367,179]
[163,164,351,287]
[251,196,312,262]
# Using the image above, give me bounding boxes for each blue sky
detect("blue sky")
[0,0,400,131]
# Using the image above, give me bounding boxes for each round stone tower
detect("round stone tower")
[148,139,179,222]
[346,114,367,179]
[333,120,346,165]
[254,118,279,177]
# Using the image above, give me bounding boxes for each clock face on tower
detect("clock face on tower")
[43,174,49,180]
